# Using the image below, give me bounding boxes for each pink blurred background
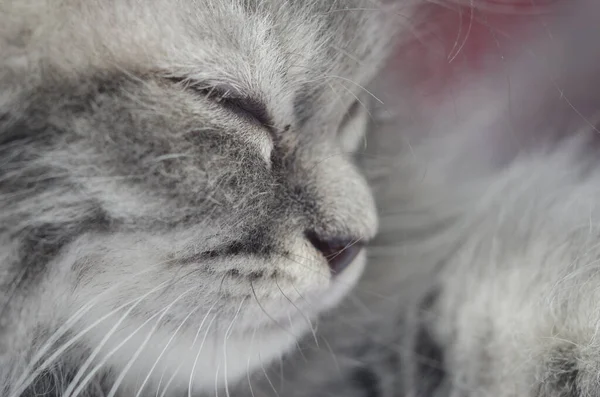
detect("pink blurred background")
[392,0,560,105]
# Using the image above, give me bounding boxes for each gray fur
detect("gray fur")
[7,0,600,396]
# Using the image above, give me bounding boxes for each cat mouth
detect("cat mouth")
[248,245,369,334]
[179,234,367,279]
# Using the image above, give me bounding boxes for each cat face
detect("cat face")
[0,1,399,395]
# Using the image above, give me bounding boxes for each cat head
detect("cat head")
[0,0,402,394]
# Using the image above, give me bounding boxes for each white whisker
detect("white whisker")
[135,304,202,397]
[223,298,246,397]
[10,265,166,396]
[11,279,172,397]
[158,361,185,397]
[214,363,221,397]
[320,336,342,376]
[258,345,281,397]
[154,365,168,397]
[447,0,475,63]
[62,280,173,397]
[105,286,196,397]
[187,309,218,397]
[322,75,384,105]
[246,328,258,397]
[69,307,169,397]
[275,277,318,347]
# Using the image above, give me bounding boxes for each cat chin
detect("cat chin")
[311,248,367,311]
[88,269,367,397]
[74,249,367,395]
[89,317,304,395]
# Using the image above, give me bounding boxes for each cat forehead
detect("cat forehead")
[2,0,393,125]
[4,0,389,84]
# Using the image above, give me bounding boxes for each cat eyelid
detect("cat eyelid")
[170,78,273,129]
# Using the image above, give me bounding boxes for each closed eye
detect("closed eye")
[170,78,272,128]
[215,93,272,127]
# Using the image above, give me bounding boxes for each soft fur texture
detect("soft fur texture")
[5,0,600,396]
[0,1,407,396]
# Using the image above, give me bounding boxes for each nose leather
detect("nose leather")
[306,233,364,275]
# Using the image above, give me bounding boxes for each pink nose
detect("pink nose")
[307,234,364,275]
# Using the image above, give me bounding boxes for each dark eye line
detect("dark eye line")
[216,92,272,127]
[168,77,273,129]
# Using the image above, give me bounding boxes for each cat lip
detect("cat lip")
[176,241,272,265]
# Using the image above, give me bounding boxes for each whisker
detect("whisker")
[214,363,221,397]
[69,306,171,397]
[223,298,246,397]
[321,75,384,105]
[335,82,376,123]
[328,44,365,66]
[187,311,218,397]
[447,0,475,63]
[278,350,285,390]
[258,347,281,397]
[154,365,168,397]
[290,282,320,334]
[320,336,342,376]
[274,276,319,347]
[158,362,184,397]
[105,286,196,397]
[61,280,175,397]
[136,304,202,397]
[324,237,364,262]
[11,279,173,397]
[13,289,109,393]
[444,0,465,62]
[322,7,386,15]
[246,328,258,397]
[249,281,299,341]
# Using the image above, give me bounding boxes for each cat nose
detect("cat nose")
[306,232,365,275]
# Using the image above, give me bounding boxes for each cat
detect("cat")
[230,0,600,396]
[6,0,599,396]
[0,1,412,396]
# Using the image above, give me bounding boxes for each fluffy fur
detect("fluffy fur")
[0,1,407,396]
[6,0,600,396]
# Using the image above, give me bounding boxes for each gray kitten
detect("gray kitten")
[7,0,599,396]
[0,1,406,396]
